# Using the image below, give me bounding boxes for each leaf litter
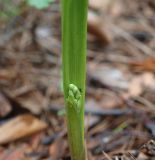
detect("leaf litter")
[0,0,155,159]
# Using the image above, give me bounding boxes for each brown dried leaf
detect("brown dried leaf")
[128,76,143,97]
[49,139,66,159]
[15,89,45,115]
[0,145,27,160]
[131,59,155,71]
[0,92,12,118]
[0,114,47,144]
[128,73,155,97]
[0,69,16,81]
[89,0,112,11]
[90,66,129,90]
[88,11,111,45]
[35,26,60,55]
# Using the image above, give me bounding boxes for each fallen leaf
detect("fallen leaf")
[35,26,60,55]
[128,76,143,97]
[49,138,66,159]
[0,69,16,81]
[109,0,124,17]
[89,66,129,90]
[89,0,123,17]
[0,144,27,160]
[0,114,47,144]
[14,89,46,115]
[131,58,155,71]
[0,92,12,118]
[128,72,155,97]
[88,11,111,45]
[89,0,112,11]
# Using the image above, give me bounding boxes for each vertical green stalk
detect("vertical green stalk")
[61,0,88,160]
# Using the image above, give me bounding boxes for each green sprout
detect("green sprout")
[61,0,88,159]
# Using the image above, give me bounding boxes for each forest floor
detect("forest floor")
[0,0,155,159]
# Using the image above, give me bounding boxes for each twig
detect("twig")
[102,151,112,160]
[112,26,154,57]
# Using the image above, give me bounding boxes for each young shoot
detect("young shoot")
[61,0,88,159]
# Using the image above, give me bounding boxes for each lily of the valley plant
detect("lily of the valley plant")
[61,0,88,160]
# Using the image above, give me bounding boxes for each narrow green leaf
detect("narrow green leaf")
[61,0,88,159]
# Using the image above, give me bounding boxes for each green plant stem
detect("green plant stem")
[61,0,88,160]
